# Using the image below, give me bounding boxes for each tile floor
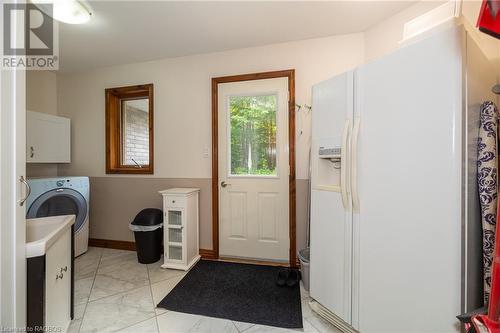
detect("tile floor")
[69,247,341,333]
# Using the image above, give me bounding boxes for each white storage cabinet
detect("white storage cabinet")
[27,110,71,163]
[159,188,200,270]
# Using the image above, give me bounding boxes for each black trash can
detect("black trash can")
[129,208,163,264]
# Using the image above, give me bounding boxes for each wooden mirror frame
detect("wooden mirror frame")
[105,84,154,174]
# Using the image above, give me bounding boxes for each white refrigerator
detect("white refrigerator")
[309,26,497,333]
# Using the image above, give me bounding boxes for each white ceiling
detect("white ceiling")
[58,1,417,72]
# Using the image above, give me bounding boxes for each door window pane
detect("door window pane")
[229,94,277,176]
[121,98,150,166]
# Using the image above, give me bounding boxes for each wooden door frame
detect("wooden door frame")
[211,69,297,268]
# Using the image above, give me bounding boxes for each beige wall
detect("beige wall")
[57,33,365,251]
[89,178,212,248]
[87,177,309,251]
[58,33,365,179]
[26,71,59,178]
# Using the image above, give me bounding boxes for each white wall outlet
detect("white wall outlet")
[203,147,209,158]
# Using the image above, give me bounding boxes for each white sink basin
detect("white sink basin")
[26,215,75,258]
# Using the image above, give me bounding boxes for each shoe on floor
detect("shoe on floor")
[276,268,290,287]
[286,269,300,287]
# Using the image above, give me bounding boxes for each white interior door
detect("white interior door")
[0,68,27,327]
[218,77,289,262]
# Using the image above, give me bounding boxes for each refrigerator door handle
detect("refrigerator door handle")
[341,119,350,210]
[351,117,361,212]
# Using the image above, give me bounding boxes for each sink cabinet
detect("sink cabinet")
[27,225,74,332]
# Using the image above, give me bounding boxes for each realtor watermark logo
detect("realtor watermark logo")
[1,2,59,70]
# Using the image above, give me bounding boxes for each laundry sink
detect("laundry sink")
[26,215,75,258]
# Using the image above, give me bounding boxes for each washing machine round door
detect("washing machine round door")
[27,188,88,232]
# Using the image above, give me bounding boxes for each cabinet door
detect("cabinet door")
[45,230,72,331]
[27,111,70,163]
[165,208,185,263]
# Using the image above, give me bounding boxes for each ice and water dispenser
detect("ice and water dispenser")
[311,139,344,193]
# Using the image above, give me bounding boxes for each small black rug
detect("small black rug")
[157,260,303,328]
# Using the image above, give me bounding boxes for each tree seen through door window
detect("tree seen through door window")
[229,94,277,176]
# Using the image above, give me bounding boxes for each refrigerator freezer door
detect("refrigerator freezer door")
[352,27,464,332]
[310,190,353,325]
[310,71,354,324]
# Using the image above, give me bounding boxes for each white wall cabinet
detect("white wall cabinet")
[159,188,200,271]
[27,110,71,163]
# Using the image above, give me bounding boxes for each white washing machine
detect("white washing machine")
[26,177,90,257]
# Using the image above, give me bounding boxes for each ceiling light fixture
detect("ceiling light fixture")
[32,0,92,25]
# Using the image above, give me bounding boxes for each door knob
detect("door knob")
[221,181,230,188]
